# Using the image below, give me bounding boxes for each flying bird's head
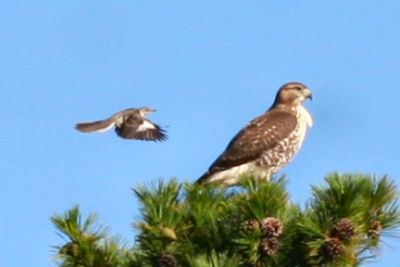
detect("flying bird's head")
[272,82,312,107]
[139,107,156,117]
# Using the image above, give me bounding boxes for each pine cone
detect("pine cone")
[332,218,355,240]
[260,217,283,238]
[368,220,382,239]
[244,218,260,231]
[158,254,177,267]
[324,237,344,258]
[259,237,280,256]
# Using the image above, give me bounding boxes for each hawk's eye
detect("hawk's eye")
[295,87,302,91]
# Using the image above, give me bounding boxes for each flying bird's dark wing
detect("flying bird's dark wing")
[197,110,297,183]
[115,117,167,141]
[75,119,115,133]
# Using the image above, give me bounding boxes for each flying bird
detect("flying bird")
[75,107,167,141]
[197,82,313,186]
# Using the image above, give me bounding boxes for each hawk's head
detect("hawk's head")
[273,82,312,107]
[139,107,156,117]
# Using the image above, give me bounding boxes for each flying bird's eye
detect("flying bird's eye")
[295,87,302,91]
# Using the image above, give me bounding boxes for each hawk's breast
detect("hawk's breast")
[258,106,312,173]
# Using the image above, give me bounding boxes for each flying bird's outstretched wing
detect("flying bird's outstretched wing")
[115,117,167,141]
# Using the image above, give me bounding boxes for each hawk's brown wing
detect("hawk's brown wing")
[198,109,297,182]
[115,116,167,141]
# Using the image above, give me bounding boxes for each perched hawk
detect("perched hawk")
[197,82,313,186]
[75,107,167,141]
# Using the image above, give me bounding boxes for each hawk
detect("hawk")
[196,82,313,186]
[75,107,167,141]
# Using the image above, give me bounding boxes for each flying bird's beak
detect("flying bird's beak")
[304,88,312,100]
[140,107,157,117]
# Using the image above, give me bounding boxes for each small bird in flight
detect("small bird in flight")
[75,107,167,141]
[197,82,313,186]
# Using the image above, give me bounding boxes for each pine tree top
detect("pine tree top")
[51,173,400,267]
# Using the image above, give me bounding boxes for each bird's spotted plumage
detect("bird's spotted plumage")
[75,107,167,141]
[197,82,313,186]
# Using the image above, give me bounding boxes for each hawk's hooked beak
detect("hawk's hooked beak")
[303,88,313,100]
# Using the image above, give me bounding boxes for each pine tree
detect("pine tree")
[51,173,400,266]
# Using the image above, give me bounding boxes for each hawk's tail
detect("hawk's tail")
[195,173,210,184]
[75,119,115,133]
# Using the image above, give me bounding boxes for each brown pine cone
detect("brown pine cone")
[158,254,177,267]
[259,237,280,256]
[368,220,382,239]
[332,218,356,240]
[324,237,344,258]
[260,217,283,238]
[244,218,260,231]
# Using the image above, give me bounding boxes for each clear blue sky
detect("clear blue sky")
[1,1,400,266]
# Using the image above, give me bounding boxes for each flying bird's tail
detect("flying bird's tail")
[75,119,115,133]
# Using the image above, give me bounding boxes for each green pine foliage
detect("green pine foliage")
[51,206,134,266]
[51,173,400,266]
